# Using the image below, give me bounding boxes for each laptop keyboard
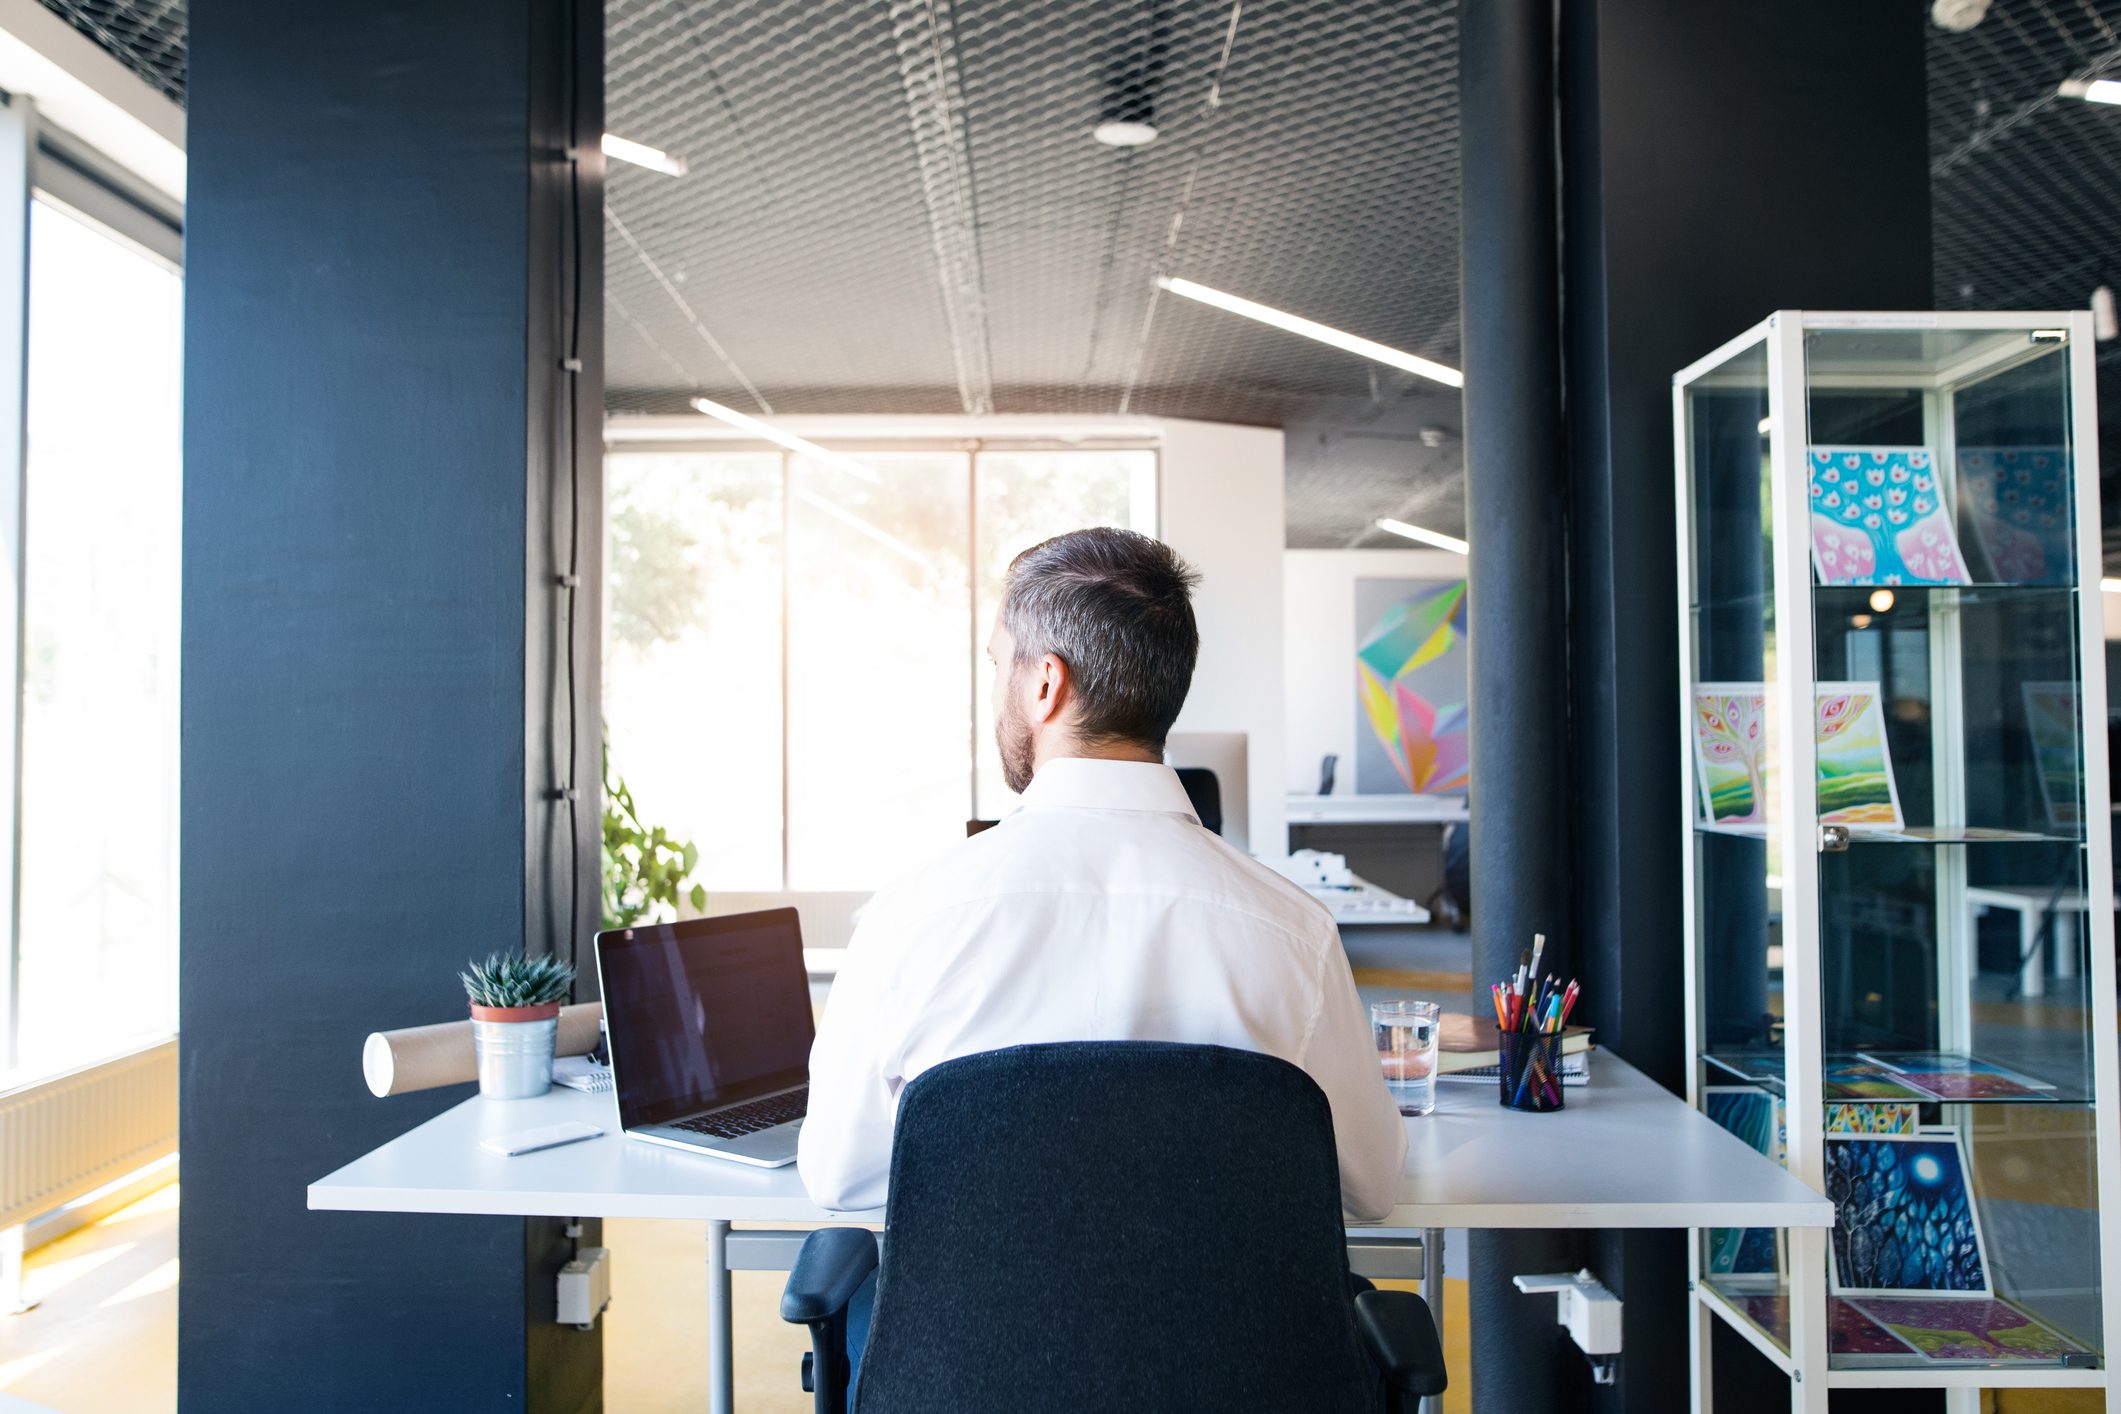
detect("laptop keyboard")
[673,1088,808,1140]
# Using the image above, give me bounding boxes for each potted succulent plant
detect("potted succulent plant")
[461,952,577,1100]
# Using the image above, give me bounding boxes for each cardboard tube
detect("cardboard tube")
[363,1001,604,1097]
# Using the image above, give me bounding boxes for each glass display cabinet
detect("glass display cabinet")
[1673,311,2121,1409]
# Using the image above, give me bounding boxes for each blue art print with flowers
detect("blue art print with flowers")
[1959,446,2073,586]
[1808,447,1971,587]
[1826,1132,1990,1298]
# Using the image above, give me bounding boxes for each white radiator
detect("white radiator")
[0,1037,178,1230]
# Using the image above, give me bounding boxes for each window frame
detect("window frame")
[0,95,184,1076]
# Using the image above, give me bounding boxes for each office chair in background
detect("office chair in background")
[782,1042,1446,1414]
[1173,765,1223,837]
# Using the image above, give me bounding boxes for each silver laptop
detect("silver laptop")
[594,907,812,1168]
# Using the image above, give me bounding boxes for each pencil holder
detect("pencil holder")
[1498,1031,1566,1112]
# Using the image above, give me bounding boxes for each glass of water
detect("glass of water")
[1372,999,1441,1116]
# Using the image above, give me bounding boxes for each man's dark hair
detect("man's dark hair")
[1001,527,1201,749]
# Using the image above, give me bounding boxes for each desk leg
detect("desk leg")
[706,1219,733,1414]
[2020,905,2045,1000]
[1422,1227,1445,1414]
[2057,909,2081,983]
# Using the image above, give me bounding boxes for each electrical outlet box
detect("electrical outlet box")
[558,1247,611,1329]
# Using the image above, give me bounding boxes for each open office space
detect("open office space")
[1,1,2119,1412]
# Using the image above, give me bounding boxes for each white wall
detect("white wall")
[1283,547,1468,795]
[1158,419,1288,854]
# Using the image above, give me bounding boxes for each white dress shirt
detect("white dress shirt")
[799,757,1408,1219]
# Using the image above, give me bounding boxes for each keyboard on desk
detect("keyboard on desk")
[673,1088,808,1139]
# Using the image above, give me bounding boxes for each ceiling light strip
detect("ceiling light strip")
[797,489,931,568]
[1376,517,1469,555]
[601,133,688,176]
[690,397,882,484]
[1157,277,1464,390]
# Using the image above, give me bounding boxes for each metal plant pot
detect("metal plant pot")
[469,1001,561,1099]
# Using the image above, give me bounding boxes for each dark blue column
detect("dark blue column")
[1559,1,1931,1411]
[1459,2,1586,1411]
[179,0,602,1408]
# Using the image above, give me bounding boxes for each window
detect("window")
[603,444,1155,894]
[8,197,183,1078]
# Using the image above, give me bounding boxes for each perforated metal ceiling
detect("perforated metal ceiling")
[37,0,2121,550]
[603,0,1461,432]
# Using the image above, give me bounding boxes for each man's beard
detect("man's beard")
[998,694,1036,795]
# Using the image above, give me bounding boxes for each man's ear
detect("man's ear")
[1031,652,1069,725]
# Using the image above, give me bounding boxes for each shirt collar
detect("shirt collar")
[1014,757,1200,822]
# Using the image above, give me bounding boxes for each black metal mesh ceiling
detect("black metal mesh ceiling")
[39,0,2121,548]
[35,0,183,104]
[604,0,1461,431]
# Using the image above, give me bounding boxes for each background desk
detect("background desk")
[1286,793,1468,906]
[311,1054,1828,1412]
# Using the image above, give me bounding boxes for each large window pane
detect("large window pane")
[973,449,1156,817]
[603,451,783,892]
[787,452,970,888]
[13,198,183,1078]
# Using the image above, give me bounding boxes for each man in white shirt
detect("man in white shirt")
[799,526,1408,1223]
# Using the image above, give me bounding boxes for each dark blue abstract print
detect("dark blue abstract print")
[1826,1135,1988,1295]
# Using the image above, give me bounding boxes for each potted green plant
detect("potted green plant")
[461,952,576,1100]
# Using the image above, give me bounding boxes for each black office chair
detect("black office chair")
[782,1042,1446,1414]
[1174,765,1223,836]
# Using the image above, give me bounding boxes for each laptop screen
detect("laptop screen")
[596,908,814,1132]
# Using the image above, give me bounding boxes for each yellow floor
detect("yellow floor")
[601,1217,1472,1413]
[6,1184,2092,1412]
[0,1183,179,1414]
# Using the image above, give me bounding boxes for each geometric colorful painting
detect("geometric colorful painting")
[1355,580,1469,794]
[1808,446,1971,587]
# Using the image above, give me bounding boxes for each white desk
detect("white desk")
[1965,884,2115,999]
[1286,793,1470,826]
[310,1055,1828,1412]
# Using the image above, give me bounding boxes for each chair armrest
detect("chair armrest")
[780,1227,880,1325]
[1353,1288,1448,1399]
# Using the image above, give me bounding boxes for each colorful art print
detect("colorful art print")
[1959,447,2073,586]
[1826,1102,1919,1136]
[1826,1133,1990,1297]
[1707,1048,1785,1085]
[1704,1087,1786,1277]
[1808,446,1972,587]
[1814,683,1903,830]
[1860,1052,2056,1102]
[1692,685,1769,826]
[1833,1297,1922,1358]
[1354,580,1469,795]
[1853,1297,2087,1364]
[2020,682,2084,829]
[1822,1059,1928,1103]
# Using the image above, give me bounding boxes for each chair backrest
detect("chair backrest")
[853,1042,1380,1414]
[1173,766,1223,836]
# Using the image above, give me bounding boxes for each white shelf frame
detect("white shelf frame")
[1673,310,2121,1410]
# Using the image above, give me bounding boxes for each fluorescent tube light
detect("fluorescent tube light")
[2059,78,2121,105]
[2101,577,2121,594]
[1376,518,1470,555]
[1154,277,1465,390]
[602,133,689,176]
[689,397,881,483]
[797,490,931,569]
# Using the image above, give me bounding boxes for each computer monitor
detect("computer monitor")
[1165,731,1249,851]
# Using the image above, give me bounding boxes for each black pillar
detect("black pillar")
[1459,2,1585,1410]
[1559,1,1931,1411]
[180,0,603,1409]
